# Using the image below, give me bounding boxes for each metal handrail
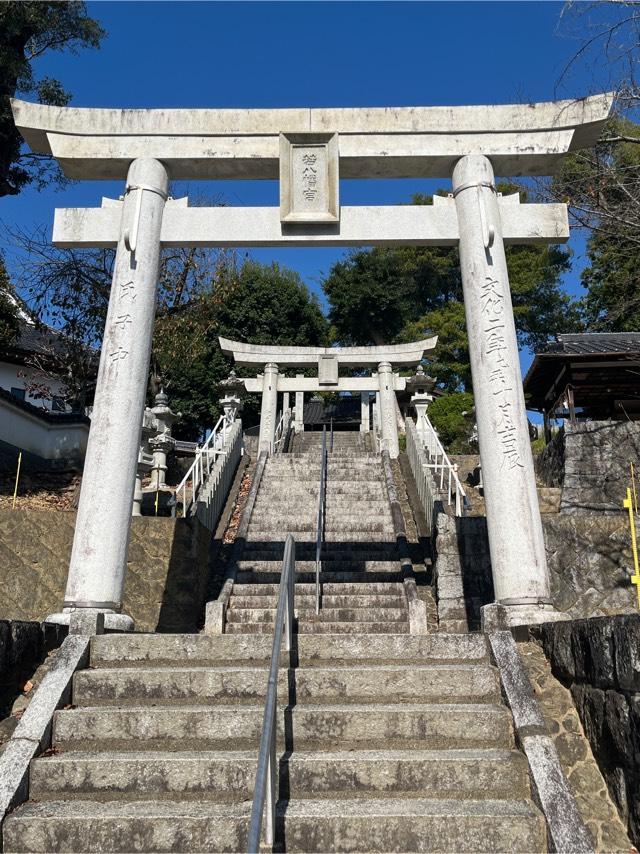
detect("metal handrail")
[418,413,467,515]
[175,414,228,515]
[315,425,328,615]
[247,534,296,853]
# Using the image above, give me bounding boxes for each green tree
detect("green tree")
[426,392,475,453]
[552,117,640,330]
[154,259,329,439]
[323,191,575,391]
[0,1,104,196]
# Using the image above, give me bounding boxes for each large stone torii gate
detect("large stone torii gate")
[11,93,612,629]
[219,336,438,457]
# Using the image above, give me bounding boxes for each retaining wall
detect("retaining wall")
[0,510,211,632]
[434,512,638,629]
[532,615,640,847]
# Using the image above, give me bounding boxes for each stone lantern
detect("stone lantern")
[132,409,156,516]
[407,365,437,438]
[147,389,180,493]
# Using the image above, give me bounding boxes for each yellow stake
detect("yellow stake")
[632,462,638,515]
[623,487,640,608]
[12,451,22,509]
[155,489,159,517]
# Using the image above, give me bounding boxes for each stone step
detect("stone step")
[245,531,397,542]
[89,633,489,668]
[225,621,409,635]
[252,502,391,513]
[230,582,405,595]
[235,570,403,585]
[3,800,251,853]
[28,748,529,802]
[3,796,545,853]
[53,703,513,751]
[278,798,545,853]
[248,522,396,535]
[259,484,386,495]
[72,664,499,706]
[225,607,408,624]
[229,594,406,609]
[233,561,401,574]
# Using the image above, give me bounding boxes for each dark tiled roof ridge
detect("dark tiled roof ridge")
[0,386,89,424]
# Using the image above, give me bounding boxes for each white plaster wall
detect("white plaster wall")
[0,361,68,410]
[0,396,89,460]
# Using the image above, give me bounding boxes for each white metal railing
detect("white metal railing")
[194,419,243,531]
[272,408,292,454]
[175,414,237,522]
[405,418,438,535]
[417,413,467,515]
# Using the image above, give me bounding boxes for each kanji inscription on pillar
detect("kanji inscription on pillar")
[480,274,523,471]
[280,132,339,223]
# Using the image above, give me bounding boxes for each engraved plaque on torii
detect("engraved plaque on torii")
[280,132,339,223]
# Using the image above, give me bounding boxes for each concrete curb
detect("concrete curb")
[380,450,428,635]
[205,451,269,635]
[488,630,594,853]
[0,634,90,831]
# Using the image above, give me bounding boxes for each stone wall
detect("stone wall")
[534,428,565,488]
[0,510,211,632]
[434,512,638,628]
[532,615,640,847]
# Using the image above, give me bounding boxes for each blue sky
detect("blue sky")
[1,1,608,384]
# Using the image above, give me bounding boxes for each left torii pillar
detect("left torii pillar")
[48,158,169,630]
[258,363,279,453]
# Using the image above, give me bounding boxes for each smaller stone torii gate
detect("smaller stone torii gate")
[11,92,612,629]
[219,337,437,457]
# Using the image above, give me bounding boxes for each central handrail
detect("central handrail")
[247,534,296,853]
[315,425,328,615]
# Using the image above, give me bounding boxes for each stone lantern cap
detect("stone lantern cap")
[406,364,437,394]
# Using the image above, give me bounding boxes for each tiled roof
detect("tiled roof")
[545,332,640,356]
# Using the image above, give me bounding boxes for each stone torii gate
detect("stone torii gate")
[11,93,612,629]
[219,336,437,457]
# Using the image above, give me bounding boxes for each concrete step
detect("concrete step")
[259,484,386,495]
[4,796,544,853]
[233,561,401,574]
[72,664,499,706]
[228,594,406,609]
[53,703,513,751]
[248,522,396,535]
[89,633,489,668]
[230,582,405,595]
[225,607,408,624]
[235,570,403,585]
[279,798,545,853]
[245,530,397,542]
[29,748,529,802]
[3,800,251,853]
[225,621,409,634]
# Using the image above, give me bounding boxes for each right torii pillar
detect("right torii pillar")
[453,154,558,628]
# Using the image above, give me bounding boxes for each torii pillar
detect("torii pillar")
[453,155,557,627]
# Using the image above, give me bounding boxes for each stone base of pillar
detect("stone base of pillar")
[45,608,134,632]
[481,601,567,633]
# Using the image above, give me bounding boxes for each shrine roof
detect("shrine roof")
[524,333,640,415]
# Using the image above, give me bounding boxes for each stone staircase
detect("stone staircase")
[449,455,562,517]
[227,431,409,634]
[3,631,547,853]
